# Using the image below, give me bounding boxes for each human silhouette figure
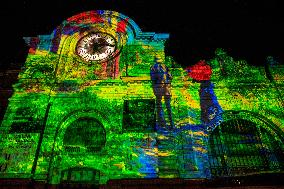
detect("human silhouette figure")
[150,56,174,130]
[186,60,223,131]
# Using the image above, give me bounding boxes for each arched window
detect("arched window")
[63,118,106,153]
[208,119,284,177]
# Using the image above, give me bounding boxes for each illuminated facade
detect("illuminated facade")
[0,10,283,187]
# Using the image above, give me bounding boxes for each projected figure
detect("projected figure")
[186,60,223,131]
[150,56,174,130]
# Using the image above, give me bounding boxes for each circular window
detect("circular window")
[63,118,106,153]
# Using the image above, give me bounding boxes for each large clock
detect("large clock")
[76,32,118,62]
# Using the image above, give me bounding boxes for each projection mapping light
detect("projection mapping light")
[0,10,283,187]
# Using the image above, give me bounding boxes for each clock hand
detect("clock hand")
[95,42,115,47]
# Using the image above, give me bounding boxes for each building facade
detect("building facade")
[0,10,283,187]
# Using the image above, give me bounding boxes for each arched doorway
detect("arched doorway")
[52,117,107,186]
[208,114,284,177]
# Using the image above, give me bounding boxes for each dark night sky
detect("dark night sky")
[0,0,283,69]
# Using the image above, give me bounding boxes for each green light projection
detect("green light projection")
[0,10,283,186]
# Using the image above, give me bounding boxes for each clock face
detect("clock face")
[76,32,117,62]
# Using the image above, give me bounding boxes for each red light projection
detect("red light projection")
[186,60,212,81]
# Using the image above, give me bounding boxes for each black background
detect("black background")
[0,0,283,69]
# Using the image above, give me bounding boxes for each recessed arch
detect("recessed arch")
[208,111,284,177]
[47,109,110,184]
[51,108,110,154]
[51,10,142,54]
[63,117,106,153]
[212,110,284,143]
[63,10,142,37]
